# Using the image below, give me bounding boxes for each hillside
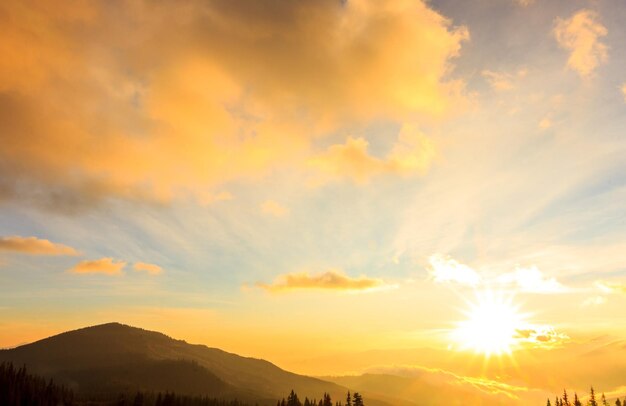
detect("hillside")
[0,323,368,405]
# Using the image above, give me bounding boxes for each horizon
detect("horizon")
[1,0,626,404]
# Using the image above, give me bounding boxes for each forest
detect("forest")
[548,388,626,406]
[0,362,365,406]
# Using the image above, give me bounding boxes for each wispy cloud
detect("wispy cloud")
[255,269,394,293]
[68,258,126,276]
[554,9,608,77]
[0,236,79,256]
[133,262,163,275]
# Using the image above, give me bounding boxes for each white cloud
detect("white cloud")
[429,254,481,286]
[581,295,607,307]
[497,266,567,293]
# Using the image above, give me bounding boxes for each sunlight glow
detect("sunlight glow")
[451,292,526,356]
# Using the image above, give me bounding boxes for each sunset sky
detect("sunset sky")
[2,0,626,397]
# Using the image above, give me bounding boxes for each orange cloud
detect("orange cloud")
[309,125,436,185]
[255,269,392,293]
[69,258,126,276]
[622,83,626,102]
[554,10,608,77]
[0,236,78,256]
[481,69,527,91]
[0,0,467,208]
[133,262,163,275]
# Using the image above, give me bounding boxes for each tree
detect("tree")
[564,390,571,406]
[346,392,352,406]
[574,393,582,406]
[287,390,302,406]
[616,399,622,406]
[353,393,364,406]
[602,393,609,406]
[547,400,552,406]
[589,387,598,406]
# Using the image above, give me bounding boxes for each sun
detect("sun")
[451,292,527,356]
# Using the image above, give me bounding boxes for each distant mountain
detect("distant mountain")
[0,323,373,405]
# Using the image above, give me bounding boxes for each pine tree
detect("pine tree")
[602,393,609,406]
[346,392,352,406]
[574,393,582,406]
[353,393,364,406]
[589,387,598,406]
[547,400,552,406]
[616,399,622,406]
[564,390,570,406]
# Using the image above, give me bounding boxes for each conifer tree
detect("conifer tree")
[346,392,352,406]
[547,399,552,406]
[353,393,364,406]
[602,393,608,406]
[564,390,571,406]
[616,399,622,406]
[589,387,598,406]
[574,393,582,406]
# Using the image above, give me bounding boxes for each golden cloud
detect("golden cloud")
[622,83,626,102]
[0,0,467,208]
[554,9,608,77]
[309,125,436,185]
[133,262,163,275]
[68,258,126,276]
[0,236,78,256]
[255,269,392,293]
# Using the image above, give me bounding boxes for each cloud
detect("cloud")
[554,9,608,77]
[133,262,163,275]
[255,269,393,293]
[515,0,535,6]
[538,117,552,129]
[514,326,569,347]
[429,255,568,294]
[309,125,436,185]
[68,258,126,275]
[261,200,289,218]
[497,266,567,293]
[481,69,527,91]
[595,281,626,294]
[0,236,78,256]
[429,254,481,286]
[622,83,626,102]
[581,295,607,307]
[0,0,468,209]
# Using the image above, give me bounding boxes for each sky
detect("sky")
[1,0,626,400]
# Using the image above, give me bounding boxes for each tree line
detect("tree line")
[0,362,74,406]
[277,390,364,406]
[548,387,626,406]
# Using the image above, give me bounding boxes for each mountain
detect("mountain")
[0,323,371,405]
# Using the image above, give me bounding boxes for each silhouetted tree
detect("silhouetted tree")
[574,393,582,406]
[589,387,598,406]
[352,392,363,406]
[346,392,352,406]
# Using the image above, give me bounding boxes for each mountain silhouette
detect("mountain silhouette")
[0,322,364,405]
